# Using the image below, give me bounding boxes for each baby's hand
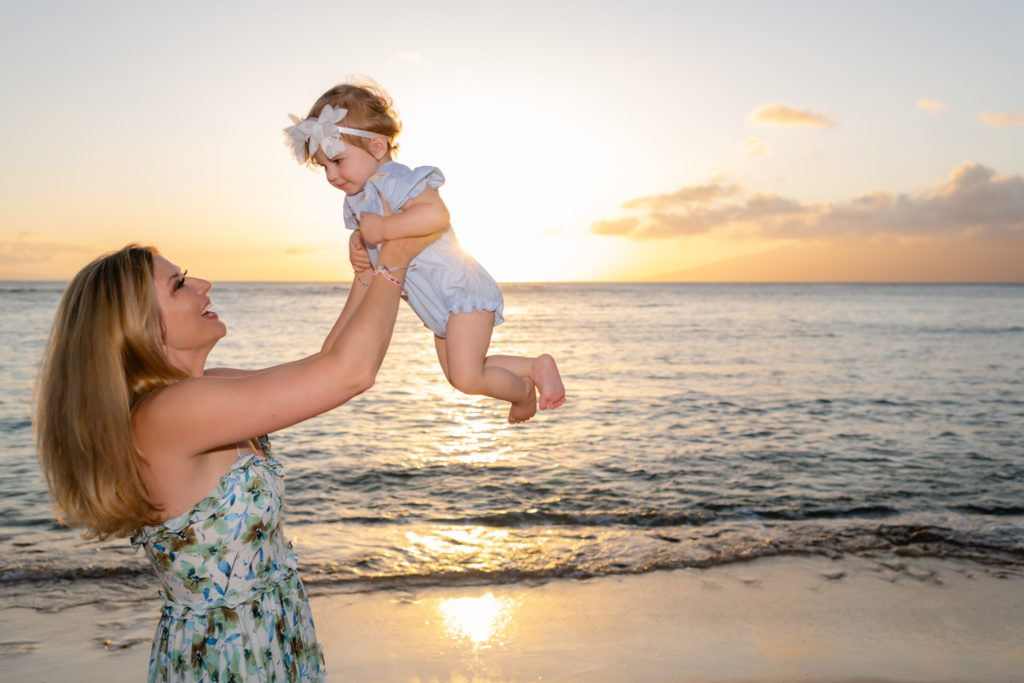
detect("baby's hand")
[355,199,393,247]
[348,230,371,272]
[358,213,384,246]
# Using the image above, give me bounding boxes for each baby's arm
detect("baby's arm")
[358,187,449,246]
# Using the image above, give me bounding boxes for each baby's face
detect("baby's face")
[314,145,383,196]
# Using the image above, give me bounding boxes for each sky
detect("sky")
[2,0,1023,282]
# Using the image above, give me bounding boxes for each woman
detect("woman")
[35,233,434,681]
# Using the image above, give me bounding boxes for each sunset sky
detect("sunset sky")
[2,1,1022,282]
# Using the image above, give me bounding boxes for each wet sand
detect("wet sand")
[3,555,1022,682]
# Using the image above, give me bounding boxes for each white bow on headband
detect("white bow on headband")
[283,104,377,163]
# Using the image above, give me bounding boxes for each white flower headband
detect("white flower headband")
[283,104,377,163]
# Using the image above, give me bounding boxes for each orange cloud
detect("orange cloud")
[747,103,834,128]
[621,183,741,211]
[591,163,1024,241]
[918,98,948,115]
[0,232,96,264]
[591,216,639,236]
[738,137,771,156]
[978,111,1024,127]
[285,243,337,255]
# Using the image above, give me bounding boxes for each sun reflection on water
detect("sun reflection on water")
[438,593,517,647]
[404,526,512,571]
[394,376,535,467]
[435,398,512,465]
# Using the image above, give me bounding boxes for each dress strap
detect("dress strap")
[236,435,271,457]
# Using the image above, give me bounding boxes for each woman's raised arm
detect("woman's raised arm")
[135,234,437,459]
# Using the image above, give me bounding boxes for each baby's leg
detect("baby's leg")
[485,354,565,410]
[433,334,451,383]
[441,311,537,423]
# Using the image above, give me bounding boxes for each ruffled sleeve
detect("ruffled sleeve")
[346,162,445,223]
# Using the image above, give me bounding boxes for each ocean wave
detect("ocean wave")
[299,491,1024,528]
[0,286,65,294]
[4,518,1021,612]
[952,504,1024,516]
[450,509,717,528]
[289,520,1024,593]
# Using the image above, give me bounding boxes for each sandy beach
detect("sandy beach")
[3,554,1021,682]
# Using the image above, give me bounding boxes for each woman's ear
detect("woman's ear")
[369,135,389,161]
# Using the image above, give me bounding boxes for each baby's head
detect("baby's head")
[301,80,401,165]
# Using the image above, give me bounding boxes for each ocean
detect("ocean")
[2,282,1023,613]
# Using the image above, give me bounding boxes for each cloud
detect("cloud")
[918,98,948,115]
[738,138,771,156]
[0,233,95,263]
[978,111,1024,127]
[541,225,564,238]
[591,216,640,236]
[747,103,834,128]
[591,163,1024,241]
[391,51,425,64]
[621,183,742,211]
[285,243,338,255]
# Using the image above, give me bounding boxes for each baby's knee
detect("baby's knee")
[448,367,484,395]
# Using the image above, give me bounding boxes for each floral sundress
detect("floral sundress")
[131,443,325,682]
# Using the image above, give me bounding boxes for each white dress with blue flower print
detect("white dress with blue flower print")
[132,444,324,682]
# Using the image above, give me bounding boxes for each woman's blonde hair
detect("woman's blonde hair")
[35,244,189,538]
[304,78,402,164]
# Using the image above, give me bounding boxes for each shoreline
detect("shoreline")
[2,554,1022,682]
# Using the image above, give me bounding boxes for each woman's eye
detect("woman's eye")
[174,271,188,290]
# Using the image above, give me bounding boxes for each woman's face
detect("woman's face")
[152,254,226,373]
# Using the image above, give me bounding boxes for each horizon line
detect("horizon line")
[3,279,1023,286]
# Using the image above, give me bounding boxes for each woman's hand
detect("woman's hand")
[379,231,441,273]
[357,198,391,246]
[358,214,384,246]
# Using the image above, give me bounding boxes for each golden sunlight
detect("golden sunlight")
[404,527,511,561]
[436,403,507,465]
[438,593,517,647]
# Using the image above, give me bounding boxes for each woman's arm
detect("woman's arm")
[209,227,374,375]
[320,269,371,354]
[135,235,436,459]
[358,187,449,245]
[204,367,257,378]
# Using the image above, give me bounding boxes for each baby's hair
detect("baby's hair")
[305,78,401,165]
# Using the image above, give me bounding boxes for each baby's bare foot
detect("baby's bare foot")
[508,377,537,424]
[532,354,565,410]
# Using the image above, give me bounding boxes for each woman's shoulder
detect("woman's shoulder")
[131,377,198,447]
